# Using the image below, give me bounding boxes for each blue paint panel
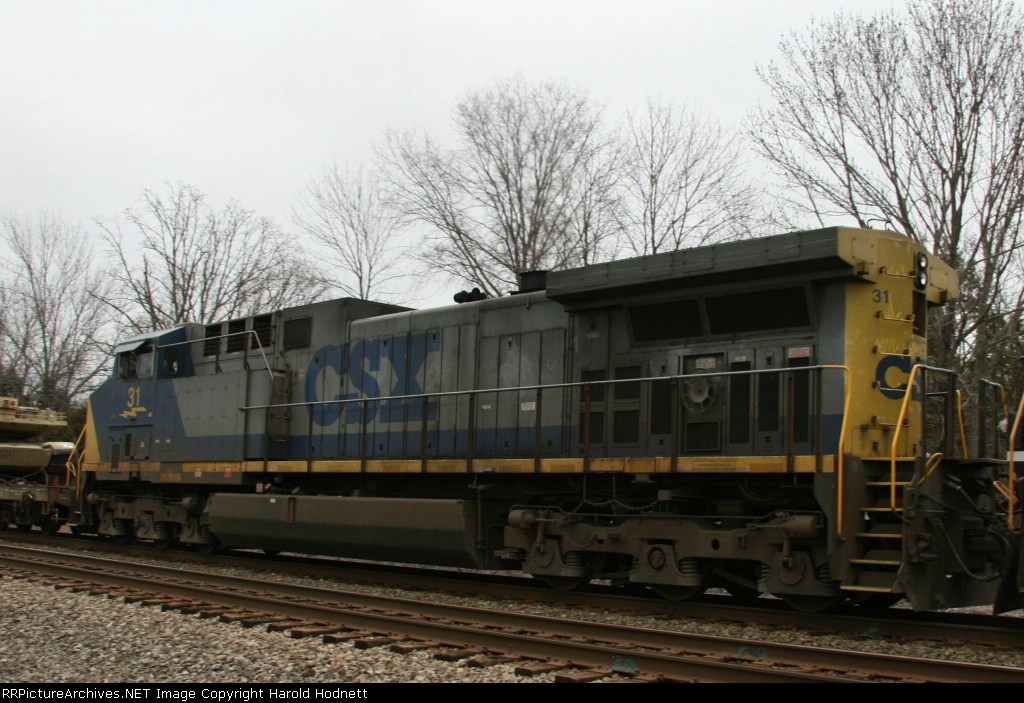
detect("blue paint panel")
[90,328,191,464]
[388,337,404,456]
[92,322,845,469]
[304,334,441,459]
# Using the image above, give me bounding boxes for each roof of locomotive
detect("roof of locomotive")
[112,325,190,352]
[544,226,955,304]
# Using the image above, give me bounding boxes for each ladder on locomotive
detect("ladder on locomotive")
[841,365,993,597]
[843,456,917,596]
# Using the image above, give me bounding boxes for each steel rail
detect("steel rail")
[6,534,1024,649]
[4,544,1023,683]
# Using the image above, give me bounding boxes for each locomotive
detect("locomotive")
[14,226,1023,612]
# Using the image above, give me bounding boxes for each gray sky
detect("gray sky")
[0,0,896,303]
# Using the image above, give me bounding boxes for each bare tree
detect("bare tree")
[382,77,617,296]
[293,164,410,301]
[619,100,761,256]
[0,212,113,412]
[751,0,1024,391]
[568,142,623,266]
[0,284,28,400]
[98,184,327,333]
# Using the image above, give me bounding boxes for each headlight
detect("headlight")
[914,252,928,289]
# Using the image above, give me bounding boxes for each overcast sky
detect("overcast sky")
[0,0,897,303]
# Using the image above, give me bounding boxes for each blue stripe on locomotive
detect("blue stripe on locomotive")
[90,326,848,466]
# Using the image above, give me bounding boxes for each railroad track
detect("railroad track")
[2,542,1022,683]
[6,531,1024,651]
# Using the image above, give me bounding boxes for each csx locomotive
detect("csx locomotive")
[11,226,1022,612]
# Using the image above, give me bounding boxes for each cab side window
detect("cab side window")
[161,347,181,377]
[137,348,154,378]
[116,352,135,379]
[116,344,154,379]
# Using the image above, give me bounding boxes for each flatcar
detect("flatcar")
[21,226,1023,611]
[0,398,69,532]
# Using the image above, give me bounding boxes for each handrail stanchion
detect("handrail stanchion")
[820,366,851,537]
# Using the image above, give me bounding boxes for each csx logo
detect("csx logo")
[304,335,438,427]
[875,356,922,401]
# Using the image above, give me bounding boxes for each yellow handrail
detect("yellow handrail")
[994,479,1013,502]
[956,390,968,459]
[65,423,86,491]
[890,363,956,509]
[890,365,924,509]
[1008,391,1024,533]
[821,365,852,535]
[917,452,945,488]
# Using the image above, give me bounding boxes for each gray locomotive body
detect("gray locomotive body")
[63,227,1016,611]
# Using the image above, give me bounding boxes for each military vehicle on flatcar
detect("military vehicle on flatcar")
[0,397,70,533]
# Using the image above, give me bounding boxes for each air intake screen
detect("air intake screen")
[203,324,220,357]
[613,410,640,444]
[728,360,752,444]
[630,300,702,342]
[685,422,721,452]
[789,356,811,443]
[706,287,809,335]
[251,314,273,350]
[282,317,312,350]
[226,319,246,353]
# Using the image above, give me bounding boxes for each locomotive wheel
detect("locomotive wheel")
[196,537,220,555]
[535,552,606,591]
[652,584,705,602]
[17,523,32,534]
[779,593,843,613]
[152,522,175,550]
[111,518,134,545]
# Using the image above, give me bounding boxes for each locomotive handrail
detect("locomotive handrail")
[158,329,276,386]
[820,365,852,537]
[956,390,969,459]
[918,451,945,487]
[240,364,852,477]
[241,364,844,412]
[1008,390,1024,533]
[65,422,87,490]
[977,379,1009,459]
[890,363,956,510]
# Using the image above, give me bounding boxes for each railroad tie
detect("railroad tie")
[465,654,517,668]
[434,647,482,662]
[353,636,395,649]
[553,670,608,683]
[390,641,438,654]
[289,625,348,639]
[514,661,569,677]
[322,630,374,644]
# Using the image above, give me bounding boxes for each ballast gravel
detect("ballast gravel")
[1,545,1022,683]
[0,575,546,684]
